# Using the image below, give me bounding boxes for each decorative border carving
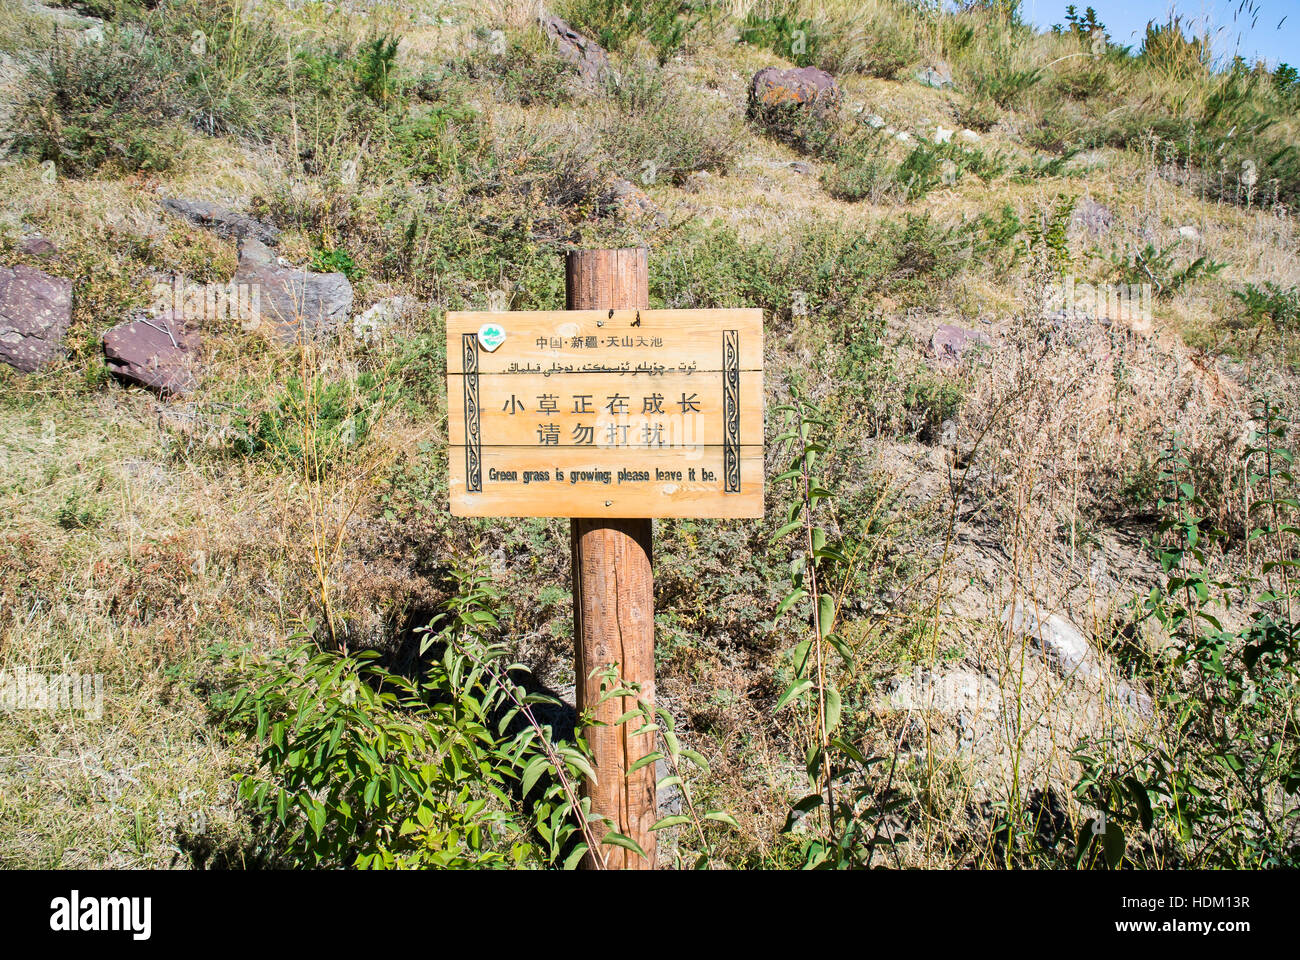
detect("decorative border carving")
[463,333,482,492]
[723,329,740,493]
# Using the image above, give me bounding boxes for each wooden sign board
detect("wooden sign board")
[446,309,764,518]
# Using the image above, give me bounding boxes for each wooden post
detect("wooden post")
[566,248,657,870]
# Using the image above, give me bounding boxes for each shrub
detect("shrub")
[558,0,706,65]
[221,563,612,868]
[598,67,737,184]
[1074,410,1300,868]
[14,25,188,176]
[748,98,839,156]
[1139,15,1209,82]
[821,129,904,203]
[230,373,388,475]
[1234,282,1300,331]
[817,17,917,79]
[738,7,822,68]
[454,25,578,106]
[1109,240,1226,300]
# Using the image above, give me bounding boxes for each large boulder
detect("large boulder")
[159,197,280,246]
[233,238,352,344]
[540,15,609,85]
[0,264,72,373]
[102,311,201,397]
[747,66,842,122]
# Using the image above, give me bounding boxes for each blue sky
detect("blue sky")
[1021,0,1300,66]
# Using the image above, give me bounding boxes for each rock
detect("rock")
[682,171,712,194]
[895,131,912,144]
[540,14,609,85]
[0,264,72,373]
[159,197,280,246]
[885,667,1003,752]
[933,125,953,144]
[1070,197,1113,238]
[352,296,412,344]
[232,238,352,344]
[928,323,990,362]
[1178,224,1201,241]
[915,61,953,89]
[788,160,813,175]
[18,234,57,257]
[601,178,665,225]
[959,128,980,142]
[747,65,842,122]
[888,668,1002,717]
[1004,601,1100,681]
[864,113,886,129]
[654,757,684,818]
[102,311,200,397]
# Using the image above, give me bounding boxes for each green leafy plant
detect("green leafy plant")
[1234,282,1300,331]
[55,489,108,530]
[1024,195,1077,271]
[559,0,705,65]
[1074,405,1300,868]
[769,387,903,868]
[1110,240,1226,300]
[224,561,609,868]
[14,24,188,176]
[738,6,822,68]
[309,246,363,280]
[356,35,400,104]
[231,372,387,475]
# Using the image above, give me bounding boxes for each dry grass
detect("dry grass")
[0,0,1298,868]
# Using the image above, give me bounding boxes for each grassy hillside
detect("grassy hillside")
[0,0,1297,868]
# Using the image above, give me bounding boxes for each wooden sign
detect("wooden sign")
[446,309,764,518]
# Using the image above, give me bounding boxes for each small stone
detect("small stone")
[18,234,57,257]
[959,128,980,142]
[1178,225,1201,241]
[1070,198,1114,238]
[682,171,712,194]
[928,323,991,363]
[1004,601,1100,681]
[933,126,953,144]
[601,178,665,225]
[864,113,886,129]
[788,160,813,175]
[915,61,953,89]
[352,297,411,344]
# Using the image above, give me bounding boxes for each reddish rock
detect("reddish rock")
[747,66,842,122]
[929,323,991,363]
[540,15,610,85]
[18,234,58,257]
[601,178,665,225]
[102,311,201,397]
[0,264,72,373]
